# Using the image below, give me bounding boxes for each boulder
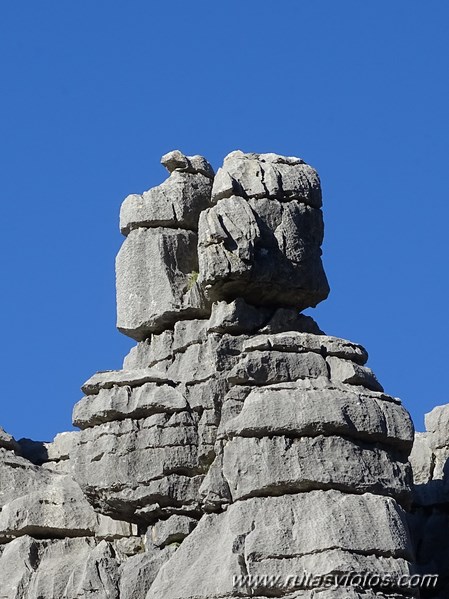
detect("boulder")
[197,195,329,308]
[211,150,322,208]
[161,150,214,178]
[259,307,324,334]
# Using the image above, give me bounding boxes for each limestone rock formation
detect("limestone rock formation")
[198,152,329,308]
[116,151,213,340]
[408,404,449,598]
[0,150,435,599]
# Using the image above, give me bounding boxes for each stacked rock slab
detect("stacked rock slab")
[0,429,145,598]
[116,150,214,339]
[0,151,419,598]
[408,403,449,597]
[198,151,330,308]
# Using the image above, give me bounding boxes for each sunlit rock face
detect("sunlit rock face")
[0,151,427,599]
[198,151,329,309]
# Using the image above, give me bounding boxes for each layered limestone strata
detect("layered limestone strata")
[0,151,429,599]
[198,151,329,307]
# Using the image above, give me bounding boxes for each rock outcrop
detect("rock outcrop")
[0,150,435,599]
[408,404,449,598]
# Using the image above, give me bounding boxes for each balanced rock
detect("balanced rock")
[116,151,212,340]
[197,192,329,307]
[1,150,428,599]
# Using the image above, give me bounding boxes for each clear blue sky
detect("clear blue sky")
[1,2,448,440]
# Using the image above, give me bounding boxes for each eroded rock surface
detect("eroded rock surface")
[0,150,425,599]
[408,404,449,598]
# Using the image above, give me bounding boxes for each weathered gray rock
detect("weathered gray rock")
[72,414,203,521]
[81,367,171,395]
[211,150,322,208]
[208,298,269,334]
[161,150,214,178]
[114,536,143,557]
[228,351,328,385]
[221,384,413,451]
[20,431,80,472]
[183,378,228,411]
[73,383,187,429]
[120,171,212,234]
[0,447,56,508]
[408,403,449,599]
[0,150,423,598]
[150,515,197,547]
[45,431,79,462]
[259,307,324,334]
[147,491,412,599]
[0,535,127,599]
[166,333,245,384]
[119,546,175,599]
[409,432,434,486]
[116,227,209,340]
[27,538,120,599]
[425,403,449,450]
[327,355,383,391]
[0,536,39,598]
[123,331,174,369]
[197,195,329,308]
[172,319,208,352]
[222,435,412,504]
[0,472,136,541]
[243,331,368,365]
[0,427,19,452]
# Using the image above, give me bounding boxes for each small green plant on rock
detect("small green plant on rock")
[187,270,199,290]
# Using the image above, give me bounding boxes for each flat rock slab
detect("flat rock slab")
[120,171,212,235]
[4,537,119,599]
[228,350,328,385]
[222,435,412,504]
[81,368,171,395]
[221,385,414,451]
[243,331,368,365]
[73,383,187,429]
[211,150,322,207]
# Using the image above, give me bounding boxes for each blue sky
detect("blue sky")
[1,1,448,440]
